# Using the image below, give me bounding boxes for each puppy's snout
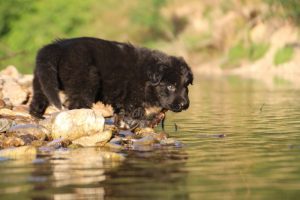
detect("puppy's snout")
[174,99,189,112]
[180,99,189,110]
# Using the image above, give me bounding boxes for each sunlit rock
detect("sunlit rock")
[1,78,28,106]
[72,130,112,147]
[50,109,105,140]
[8,124,49,141]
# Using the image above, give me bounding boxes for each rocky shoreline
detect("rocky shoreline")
[0,66,179,161]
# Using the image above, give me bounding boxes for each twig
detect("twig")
[259,103,265,112]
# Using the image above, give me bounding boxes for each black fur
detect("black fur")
[29,37,193,120]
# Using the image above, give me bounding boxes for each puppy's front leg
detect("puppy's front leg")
[131,107,146,119]
[114,105,148,129]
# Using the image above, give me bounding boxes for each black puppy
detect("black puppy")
[29,37,193,125]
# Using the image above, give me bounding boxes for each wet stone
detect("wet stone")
[119,130,135,137]
[104,142,123,150]
[109,137,123,145]
[131,135,156,146]
[8,124,49,141]
[39,138,72,152]
[0,135,25,149]
[134,127,159,137]
[160,138,182,147]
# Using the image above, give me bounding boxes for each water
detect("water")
[1,76,300,200]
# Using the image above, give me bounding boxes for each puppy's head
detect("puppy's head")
[147,54,193,112]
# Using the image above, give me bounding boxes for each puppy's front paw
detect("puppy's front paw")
[131,107,145,119]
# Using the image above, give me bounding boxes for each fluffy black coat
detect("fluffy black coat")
[29,37,193,121]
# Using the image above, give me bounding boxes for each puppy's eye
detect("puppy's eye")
[167,85,176,92]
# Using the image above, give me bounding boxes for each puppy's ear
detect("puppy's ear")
[180,64,194,85]
[147,65,166,86]
[188,70,194,85]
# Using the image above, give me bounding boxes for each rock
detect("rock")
[0,135,25,149]
[50,109,105,140]
[44,105,61,116]
[135,128,168,141]
[160,138,181,146]
[92,102,114,117]
[39,138,71,152]
[104,142,123,150]
[0,146,37,160]
[119,130,135,137]
[0,66,20,78]
[131,135,156,146]
[0,118,13,132]
[109,137,123,145]
[0,108,32,119]
[13,105,29,113]
[0,98,13,109]
[135,127,156,136]
[8,124,49,141]
[153,132,168,141]
[17,74,33,88]
[72,130,112,147]
[1,78,28,106]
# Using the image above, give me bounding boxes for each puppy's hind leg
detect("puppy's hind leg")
[29,76,49,119]
[65,67,100,110]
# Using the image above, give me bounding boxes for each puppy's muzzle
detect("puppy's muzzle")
[171,99,189,112]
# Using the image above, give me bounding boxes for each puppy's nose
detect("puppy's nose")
[180,100,189,110]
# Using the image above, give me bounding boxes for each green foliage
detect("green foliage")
[265,0,300,25]
[129,0,172,43]
[0,0,34,37]
[0,0,175,73]
[222,42,269,69]
[1,0,92,73]
[273,46,294,66]
[248,43,270,61]
[183,33,212,51]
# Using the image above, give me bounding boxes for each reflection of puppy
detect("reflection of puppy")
[29,37,193,123]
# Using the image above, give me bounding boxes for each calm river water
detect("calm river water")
[1,76,300,199]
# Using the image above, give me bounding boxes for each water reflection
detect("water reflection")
[1,76,300,199]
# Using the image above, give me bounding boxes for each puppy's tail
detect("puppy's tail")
[35,44,62,109]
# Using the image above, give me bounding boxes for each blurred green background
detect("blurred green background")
[0,0,299,75]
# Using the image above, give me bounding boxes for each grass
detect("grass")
[273,46,294,66]
[221,41,270,69]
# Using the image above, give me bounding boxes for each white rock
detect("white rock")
[51,109,105,140]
